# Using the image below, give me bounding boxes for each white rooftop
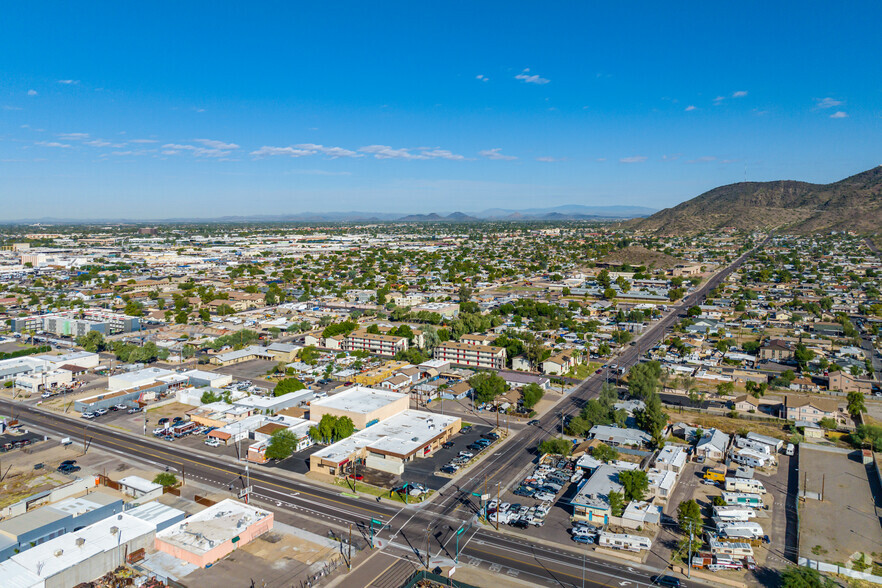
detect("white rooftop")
[156,499,271,555]
[310,386,406,415]
[118,475,162,494]
[1,513,154,582]
[311,409,459,463]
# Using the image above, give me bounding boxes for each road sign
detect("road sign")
[456,527,465,536]
[480,493,490,501]
[371,518,382,526]
[237,486,253,499]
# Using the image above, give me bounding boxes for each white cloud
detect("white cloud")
[515,68,550,85]
[732,90,748,98]
[251,146,316,158]
[713,96,725,104]
[36,141,71,148]
[27,90,37,96]
[129,139,158,144]
[194,138,239,150]
[535,156,560,162]
[359,145,468,160]
[162,140,238,157]
[2,105,22,111]
[815,97,843,109]
[684,105,696,112]
[830,111,848,119]
[479,148,517,161]
[476,74,489,82]
[661,154,682,162]
[293,143,361,158]
[619,156,647,163]
[57,132,90,141]
[287,169,352,176]
[57,79,79,85]
[686,156,717,164]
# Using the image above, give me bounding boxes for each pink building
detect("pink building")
[154,499,273,567]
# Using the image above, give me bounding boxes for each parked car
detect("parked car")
[204,438,221,447]
[158,418,170,425]
[81,412,96,419]
[57,464,81,474]
[441,465,459,474]
[459,451,474,458]
[534,491,555,502]
[113,404,128,411]
[572,534,593,544]
[94,408,108,416]
[348,474,364,481]
[527,420,540,426]
[127,407,142,414]
[172,416,185,423]
[60,460,77,467]
[442,441,455,449]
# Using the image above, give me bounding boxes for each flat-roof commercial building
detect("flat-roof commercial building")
[310,409,460,476]
[0,512,154,588]
[154,499,273,568]
[180,369,232,388]
[434,341,506,370]
[108,367,176,392]
[0,491,124,561]
[309,386,409,429]
[209,345,273,365]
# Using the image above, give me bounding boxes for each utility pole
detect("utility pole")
[348,523,352,571]
[687,522,693,578]
[495,483,500,531]
[425,524,431,570]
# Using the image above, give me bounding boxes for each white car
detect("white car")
[204,438,221,447]
[534,491,556,502]
[489,511,511,524]
[487,499,499,511]
[570,471,584,483]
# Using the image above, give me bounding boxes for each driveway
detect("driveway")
[401,424,494,490]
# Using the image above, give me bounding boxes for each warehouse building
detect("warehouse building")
[154,499,273,568]
[308,386,409,429]
[0,512,155,588]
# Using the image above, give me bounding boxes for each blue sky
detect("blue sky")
[2,2,881,220]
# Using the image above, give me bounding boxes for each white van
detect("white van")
[785,443,795,456]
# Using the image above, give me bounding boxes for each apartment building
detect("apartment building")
[434,341,506,370]
[11,310,140,337]
[343,329,408,356]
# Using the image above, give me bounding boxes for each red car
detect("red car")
[349,474,364,481]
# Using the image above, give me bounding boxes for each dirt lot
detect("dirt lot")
[798,443,882,566]
[668,408,790,441]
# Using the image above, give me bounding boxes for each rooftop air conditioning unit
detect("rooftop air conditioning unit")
[54,549,63,557]
[110,526,119,535]
[75,538,85,547]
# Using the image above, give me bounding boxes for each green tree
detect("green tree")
[333,416,355,440]
[608,491,625,516]
[677,499,703,552]
[716,381,735,396]
[850,424,882,450]
[634,392,668,445]
[175,310,189,324]
[847,390,866,417]
[76,330,106,352]
[817,417,837,430]
[124,299,145,316]
[264,429,298,460]
[153,472,178,487]
[274,378,306,397]
[794,343,815,368]
[627,361,662,400]
[779,566,835,588]
[201,390,222,404]
[521,383,544,409]
[469,372,507,404]
[538,437,572,456]
[619,469,649,502]
[591,443,619,463]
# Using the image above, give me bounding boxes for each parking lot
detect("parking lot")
[401,424,495,490]
[213,359,278,382]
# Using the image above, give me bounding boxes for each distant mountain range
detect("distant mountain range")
[627,166,882,235]
[3,204,656,224]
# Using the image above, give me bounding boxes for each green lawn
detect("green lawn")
[567,362,601,379]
